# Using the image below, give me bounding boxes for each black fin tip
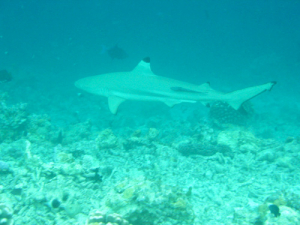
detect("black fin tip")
[143,57,150,63]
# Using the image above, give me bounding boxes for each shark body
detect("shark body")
[75,57,276,114]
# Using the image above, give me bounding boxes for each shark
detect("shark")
[75,57,276,114]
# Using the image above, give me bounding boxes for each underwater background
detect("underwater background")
[0,0,300,224]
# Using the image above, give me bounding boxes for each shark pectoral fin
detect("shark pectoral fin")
[108,96,125,114]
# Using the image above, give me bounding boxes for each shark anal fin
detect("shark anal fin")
[164,100,181,107]
[164,100,196,107]
[108,96,125,114]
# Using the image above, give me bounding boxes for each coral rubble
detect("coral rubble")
[0,203,13,225]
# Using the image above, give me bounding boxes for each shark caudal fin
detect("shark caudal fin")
[225,82,276,110]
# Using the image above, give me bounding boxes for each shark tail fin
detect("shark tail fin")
[225,82,276,110]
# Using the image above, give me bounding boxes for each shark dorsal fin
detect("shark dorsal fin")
[108,96,125,114]
[132,57,155,75]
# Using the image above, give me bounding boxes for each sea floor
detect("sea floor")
[0,81,300,225]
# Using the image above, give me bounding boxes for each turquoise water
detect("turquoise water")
[0,1,300,224]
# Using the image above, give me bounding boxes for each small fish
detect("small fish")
[0,70,12,82]
[101,44,128,60]
[269,204,280,217]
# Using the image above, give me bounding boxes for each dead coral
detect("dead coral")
[0,97,28,142]
[0,203,14,225]
[86,211,130,225]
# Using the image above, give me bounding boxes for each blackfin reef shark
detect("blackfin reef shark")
[75,57,276,114]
